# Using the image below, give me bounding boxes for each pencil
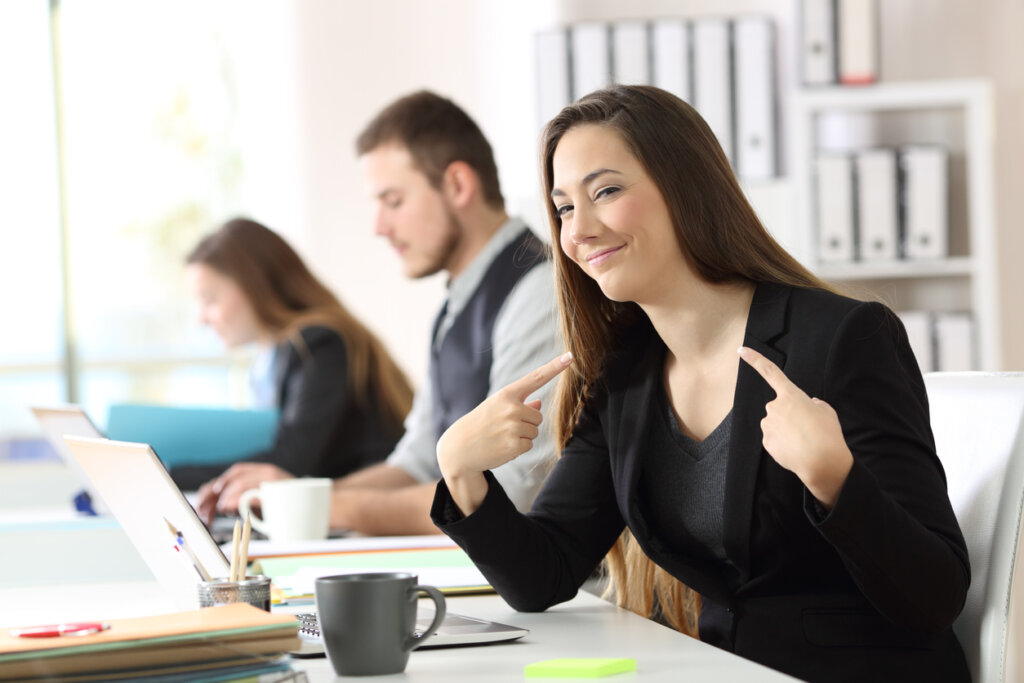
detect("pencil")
[229,519,242,582]
[238,512,252,581]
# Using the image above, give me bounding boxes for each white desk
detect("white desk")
[0,581,796,682]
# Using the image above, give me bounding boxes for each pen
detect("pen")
[11,622,110,638]
[164,517,212,581]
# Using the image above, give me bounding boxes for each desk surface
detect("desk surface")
[0,582,796,682]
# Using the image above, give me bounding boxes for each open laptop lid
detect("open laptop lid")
[62,436,231,611]
[30,405,108,514]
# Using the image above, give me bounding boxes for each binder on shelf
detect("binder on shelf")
[800,0,837,85]
[815,152,856,263]
[898,310,936,374]
[733,16,777,180]
[899,145,949,260]
[692,17,734,164]
[611,20,650,86]
[935,312,975,372]
[837,0,879,85]
[571,22,611,100]
[855,148,899,261]
[651,19,692,103]
[535,27,572,130]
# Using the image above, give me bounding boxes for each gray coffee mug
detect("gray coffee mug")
[314,571,446,676]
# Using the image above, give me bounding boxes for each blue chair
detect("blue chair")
[105,404,279,470]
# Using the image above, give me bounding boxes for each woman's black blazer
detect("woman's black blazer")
[433,283,971,683]
[171,326,401,489]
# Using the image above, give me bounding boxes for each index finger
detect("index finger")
[737,346,805,398]
[506,352,574,402]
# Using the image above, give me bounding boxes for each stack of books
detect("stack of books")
[0,604,300,682]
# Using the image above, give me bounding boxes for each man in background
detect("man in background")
[197,90,560,535]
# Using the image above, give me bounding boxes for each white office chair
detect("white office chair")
[925,372,1024,683]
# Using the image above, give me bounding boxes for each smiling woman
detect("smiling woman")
[430,85,972,683]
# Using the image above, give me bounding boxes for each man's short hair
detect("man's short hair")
[356,90,504,209]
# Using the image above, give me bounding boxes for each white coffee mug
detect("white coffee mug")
[237,478,331,542]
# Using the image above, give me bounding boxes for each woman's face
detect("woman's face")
[551,124,686,304]
[185,263,265,348]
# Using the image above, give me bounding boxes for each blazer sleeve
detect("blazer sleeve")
[431,396,626,612]
[809,301,970,634]
[170,327,353,489]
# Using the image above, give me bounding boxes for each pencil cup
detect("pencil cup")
[197,575,272,611]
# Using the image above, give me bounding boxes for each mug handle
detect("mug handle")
[404,584,447,652]
[236,489,271,537]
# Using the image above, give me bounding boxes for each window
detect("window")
[0,0,293,437]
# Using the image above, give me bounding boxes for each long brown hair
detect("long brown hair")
[540,85,833,636]
[187,217,413,431]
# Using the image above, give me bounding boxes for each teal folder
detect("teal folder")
[105,404,279,469]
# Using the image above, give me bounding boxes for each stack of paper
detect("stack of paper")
[246,537,491,604]
[0,604,299,681]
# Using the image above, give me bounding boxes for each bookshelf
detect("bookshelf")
[790,79,999,370]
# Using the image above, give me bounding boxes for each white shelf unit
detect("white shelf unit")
[790,79,1000,370]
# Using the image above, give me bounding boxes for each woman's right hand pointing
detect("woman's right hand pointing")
[437,352,573,515]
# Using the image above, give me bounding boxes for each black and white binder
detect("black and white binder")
[692,18,734,164]
[899,145,949,260]
[733,16,776,180]
[611,20,650,86]
[535,28,572,129]
[898,310,936,374]
[855,148,899,261]
[815,152,856,263]
[934,312,975,372]
[837,0,879,85]
[571,22,611,101]
[800,0,837,85]
[651,19,692,103]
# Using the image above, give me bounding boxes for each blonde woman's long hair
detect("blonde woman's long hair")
[540,86,834,637]
[188,218,414,431]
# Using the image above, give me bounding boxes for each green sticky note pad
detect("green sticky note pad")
[524,658,637,678]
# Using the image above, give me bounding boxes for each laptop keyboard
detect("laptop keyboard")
[295,611,486,640]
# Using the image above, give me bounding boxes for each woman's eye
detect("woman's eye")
[555,204,574,218]
[594,186,620,201]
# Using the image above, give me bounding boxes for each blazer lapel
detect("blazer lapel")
[724,282,791,579]
[614,331,662,531]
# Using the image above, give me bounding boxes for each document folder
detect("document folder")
[692,18,734,165]
[837,0,879,85]
[801,0,837,85]
[815,152,857,263]
[651,19,692,103]
[855,148,899,261]
[899,145,949,260]
[733,16,777,180]
[535,27,572,129]
[570,22,611,100]
[611,20,650,86]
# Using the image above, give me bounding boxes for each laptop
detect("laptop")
[31,404,240,543]
[30,405,109,515]
[61,436,528,656]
